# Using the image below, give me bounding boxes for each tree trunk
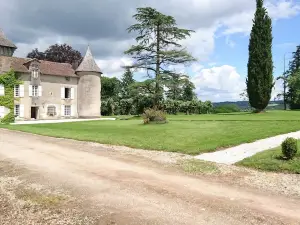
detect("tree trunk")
[155,24,160,108]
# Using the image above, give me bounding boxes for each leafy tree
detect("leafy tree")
[27,44,82,65]
[101,76,121,100]
[287,46,300,109]
[26,48,45,60]
[121,68,135,98]
[124,7,196,108]
[182,80,196,101]
[165,73,188,100]
[246,0,274,112]
[287,69,300,108]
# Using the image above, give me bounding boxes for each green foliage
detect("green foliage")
[142,108,167,124]
[0,70,21,123]
[246,0,274,112]
[121,68,135,99]
[182,80,196,101]
[213,104,240,114]
[125,7,196,107]
[101,76,121,100]
[287,46,300,109]
[281,137,298,160]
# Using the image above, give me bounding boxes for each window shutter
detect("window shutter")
[0,106,4,118]
[61,105,65,116]
[20,104,24,117]
[71,105,75,117]
[61,87,65,99]
[14,85,17,97]
[71,88,75,100]
[38,86,42,97]
[20,85,24,97]
[0,84,4,96]
[29,85,32,97]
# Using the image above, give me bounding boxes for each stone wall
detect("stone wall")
[77,71,101,118]
[15,73,79,120]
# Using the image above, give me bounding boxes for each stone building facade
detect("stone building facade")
[0,29,102,121]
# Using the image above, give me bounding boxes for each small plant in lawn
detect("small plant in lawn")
[281,137,298,160]
[142,108,167,124]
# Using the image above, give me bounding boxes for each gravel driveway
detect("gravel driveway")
[0,129,300,225]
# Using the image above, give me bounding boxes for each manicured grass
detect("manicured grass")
[237,143,300,174]
[2,111,300,155]
[168,110,300,121]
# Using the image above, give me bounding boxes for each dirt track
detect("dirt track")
[0,129,300,225]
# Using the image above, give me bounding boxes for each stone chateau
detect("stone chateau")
[0,29,102,121]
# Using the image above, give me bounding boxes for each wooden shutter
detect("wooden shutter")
[71,105,75,117]
[38,86,42,97]
[14,85,17,97]
[71,88,75,100]
[61,105,65,116]
[20,85,24,97]
[0,84,4,96]
[61,87,65,99]
[20,104,24,117]
[29,85,32,97]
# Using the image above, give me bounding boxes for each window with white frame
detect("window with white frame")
[47,105,56,116]
[64,105,71,116]
[32,85,38,96]
[32,70,39,79]
[14,105,20,117]
[65,87,71,99]
[14,85,20,97]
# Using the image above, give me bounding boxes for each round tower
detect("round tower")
[76,46,102,118]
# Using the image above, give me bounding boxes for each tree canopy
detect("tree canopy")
[246,0,274,112]
[124,7,196,107]
[27,44,83,66]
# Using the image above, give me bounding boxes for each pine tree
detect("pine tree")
[246,0,274,112]
[121,68,135,98]
[124,7,196,108]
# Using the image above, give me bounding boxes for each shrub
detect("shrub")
[142,108,167,124]
[281,137,298,160]
[213,104,240,114]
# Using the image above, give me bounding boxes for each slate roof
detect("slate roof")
[76,46,102,73]
[0,29,17,49]
[0,56,77,77]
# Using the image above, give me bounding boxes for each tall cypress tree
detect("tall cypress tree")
[246,0,274,112]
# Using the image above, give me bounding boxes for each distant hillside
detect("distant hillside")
[213,101,284,110]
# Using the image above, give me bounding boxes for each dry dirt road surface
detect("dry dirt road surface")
[0,129,300,225]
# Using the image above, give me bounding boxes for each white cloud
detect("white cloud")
[221,0,300,35]
[191,64,284,102]
[191,65,245,102]
[96,57,133,78]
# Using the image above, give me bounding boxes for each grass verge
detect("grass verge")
[237,144,300,174]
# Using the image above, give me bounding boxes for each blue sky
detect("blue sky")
[1,0,299,102]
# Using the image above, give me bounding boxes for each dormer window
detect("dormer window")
[32,70,39,79]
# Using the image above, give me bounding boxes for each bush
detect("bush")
[281,137,298,160]
[213,104,240,114]
[142,108,167,124]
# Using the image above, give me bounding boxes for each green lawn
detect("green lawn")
[2,110,300,155]
[237,143,300,174]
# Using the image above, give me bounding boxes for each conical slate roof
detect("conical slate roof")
[76,46,101,73]
[0,28,17,48]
